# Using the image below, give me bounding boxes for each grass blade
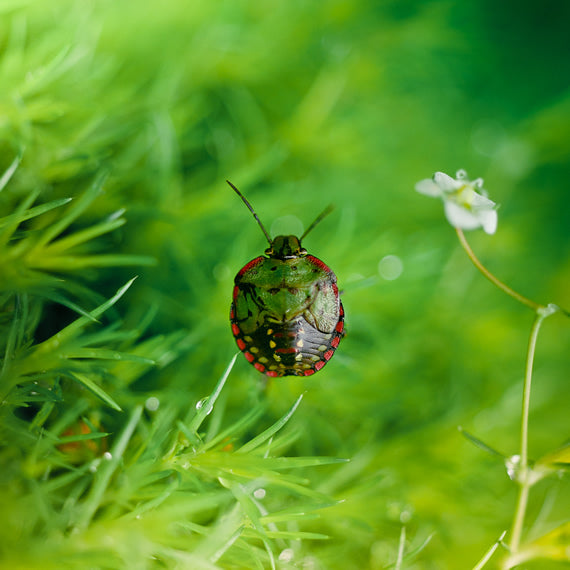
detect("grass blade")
[237,393,303,454]
[69,371,122,412]
[0,152,22,192]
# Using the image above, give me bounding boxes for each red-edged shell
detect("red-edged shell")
[230,250,344,377]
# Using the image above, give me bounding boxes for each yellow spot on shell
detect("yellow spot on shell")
[250,346,259,353]
[317,345,327,352]
[258,356,268,364]
[295,353,303,361]
[296,339,304,348]
[273,354,282,362]
[269,340,276,349]
[266,329,273,335]
[244,336,253,342]
[310,355,320,362]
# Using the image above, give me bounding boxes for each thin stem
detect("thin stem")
[508,312,546,554]
[454,229,565,565]
[508,483,530,560]
[455,228,543,312]
[520,314,544,470]
[395,525,406,570]
[473,530,507,570]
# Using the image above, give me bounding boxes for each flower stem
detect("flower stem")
[455,229,565,567]
[507,311,546,555]
[455,228,543,312]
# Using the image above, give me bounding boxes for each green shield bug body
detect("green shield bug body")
[228,181,344,377]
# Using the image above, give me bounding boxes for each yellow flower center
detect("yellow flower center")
[453,184,476,209]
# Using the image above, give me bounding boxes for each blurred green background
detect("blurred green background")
[1,0,569,568]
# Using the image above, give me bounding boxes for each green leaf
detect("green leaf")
[0,197,72,229]
[57,431,110,445]
[471,531,506,570]
[42,217,126,254]
[28,253,155,271]
[41,290,98,321]
[52,277,137,343]
[20,44,81,98]
[237,393,304,454]
[0,188,40,246]
[1,293,29,373]
[3,381,63,406]
[60,348,155,365]
[29,171,108,252]
[458,426,505,458]
[530,442,570,484]
[68,371,122,412]
[260,501,339,525]
[262,529,329,540]
[536,442,570,470]
[506,522,570,567]
[0,152,22,192]
[73,405,143,531]
[185,353,237,440]
[200,406,264,453]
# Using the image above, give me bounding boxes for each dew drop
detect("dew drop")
[302,556,318,570]
[253,488,266,500]
[145,396,160,411]
[108,208,126,222]
[378,255,403,281]
[103,452,113,461]
[196,397,213,415]
[196,397,208,410]
[279,548,294,563]
[505,454,521,481]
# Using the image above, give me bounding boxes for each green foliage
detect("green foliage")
[0,1,569,569]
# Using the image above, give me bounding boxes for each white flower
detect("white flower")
[415,170,498,234]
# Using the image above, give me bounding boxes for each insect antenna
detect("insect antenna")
[227,180,272,246]
[301,204,334,241]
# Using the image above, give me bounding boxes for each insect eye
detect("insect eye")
[299,248,307,256]
[265,247,273,255]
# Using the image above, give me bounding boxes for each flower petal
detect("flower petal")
[471,192,496,209]
[415,178,442,197]
[434,171,462,192]
[479,209,498,234]
[443,201,482,230]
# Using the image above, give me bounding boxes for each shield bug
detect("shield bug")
[228,180,344,377]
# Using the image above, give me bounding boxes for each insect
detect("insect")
[228,180,344,377]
